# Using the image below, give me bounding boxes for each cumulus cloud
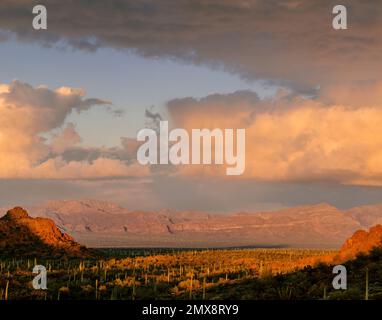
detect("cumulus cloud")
[50,123,81,153]
[0,81,148,179]
[166,87,382,186]
[319,82,382,108]
[0,1,381,91]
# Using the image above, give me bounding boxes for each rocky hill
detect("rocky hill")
[338,224,382,261]
[0,207,95,258]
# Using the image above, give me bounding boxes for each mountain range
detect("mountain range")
[1,200,380,248]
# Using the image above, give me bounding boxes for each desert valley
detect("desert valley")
[1,203,382,300]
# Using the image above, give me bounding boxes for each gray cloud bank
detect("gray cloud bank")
[0,0,381,91]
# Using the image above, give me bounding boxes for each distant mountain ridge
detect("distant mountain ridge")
[2,200,382,248]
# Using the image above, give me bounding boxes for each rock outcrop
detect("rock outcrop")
[338,224,382,261]
[0,207,95,258]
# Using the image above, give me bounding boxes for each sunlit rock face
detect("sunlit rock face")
[0,206,96,258]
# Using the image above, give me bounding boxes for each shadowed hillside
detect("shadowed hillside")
[0,207,96,259]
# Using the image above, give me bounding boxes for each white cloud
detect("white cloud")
[167,87,382,186]
[0,81,148,179]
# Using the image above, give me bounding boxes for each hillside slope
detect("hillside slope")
[337,224,382,261]
[0,207,95,258]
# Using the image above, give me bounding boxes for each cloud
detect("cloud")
[0,81,148,179]
[3,80,380,186]
[27,157,148,180]
[0,1,381,91]
[166,87,382,186]
[0,178,162,210]
[319,81,382,108]
[144,107,163,131]
[1,1,382,208]
[50,123,81,153]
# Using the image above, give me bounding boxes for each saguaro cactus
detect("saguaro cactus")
[95,279,98,300]
[202,276,206,300]
[365,268,369,300]
[5,280,9,300]
[189,274,193,300]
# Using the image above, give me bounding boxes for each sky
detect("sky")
[0,0,381,212]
